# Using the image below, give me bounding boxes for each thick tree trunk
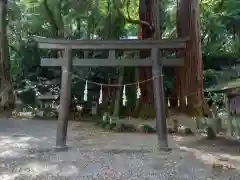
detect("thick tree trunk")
[0,0,15,110]
[175,0,203,109]
[139,0,154,106]
[113,67,124,117]
[139,0,163,110]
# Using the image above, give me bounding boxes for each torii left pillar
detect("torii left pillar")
[56,48,73,149]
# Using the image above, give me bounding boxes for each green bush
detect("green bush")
[108,123,117,130]
[138,124,156,133]
[206,126,216,139]
[138,104,156,119]
[19,89,36,105]
[113,123,137,132]
[100,121,109,128]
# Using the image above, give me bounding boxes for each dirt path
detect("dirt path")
[0,118,239,179]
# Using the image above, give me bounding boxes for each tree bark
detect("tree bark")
[113,67,124,117]
[139,0,160,107]
[175,0,203,109]
[139,0,152,105]
[0,0,15,110]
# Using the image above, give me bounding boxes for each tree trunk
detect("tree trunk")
[175,0,203,109]
[139,0,154,106]
[139,0,163,112]
[0,0,15,110]
[113,67,124,117]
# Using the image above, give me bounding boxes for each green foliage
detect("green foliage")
[138,104,156,119]
[18,89,36,104]
[5,0,240,118]
[112,122,136,132]
[231,39,240,57]
[138,124,156,133]
[94,114,137,132]
[206,126,217,139]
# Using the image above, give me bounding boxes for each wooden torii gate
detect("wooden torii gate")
[35,37,187,151]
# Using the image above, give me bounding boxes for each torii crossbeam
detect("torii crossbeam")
[35,37,187,151]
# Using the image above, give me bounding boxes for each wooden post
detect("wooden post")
[151,48,169,151]
[56,48,73,148]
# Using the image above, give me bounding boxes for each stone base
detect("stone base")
[53,145,69,152]
[158,146,172,152]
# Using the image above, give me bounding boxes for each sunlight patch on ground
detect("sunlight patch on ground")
[216,153,240,162]
[1,162,80,178]
[172,135,185,142]
[0,136,31,146]
[58,165,79,176]
[19,162,59,175]
[0,163,66,179]
[0,174,19,180]
[179,146,238,170]
[0,136,30,157]
[0,135,50,159]
[0,149,21,158]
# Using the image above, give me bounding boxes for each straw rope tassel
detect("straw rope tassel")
[122,85,127,106]
[109,117,112,124]
[99,85,103,104]
[83,80,88,101]
[136,82,141,99]
[168,98,171,107]
[177,97,180,107]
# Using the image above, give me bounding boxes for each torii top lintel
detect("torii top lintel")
[33,36,189,50]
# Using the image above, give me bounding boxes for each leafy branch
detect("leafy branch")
[113,0,154,32]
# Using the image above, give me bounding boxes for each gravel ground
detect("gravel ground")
[0,118,239,180]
